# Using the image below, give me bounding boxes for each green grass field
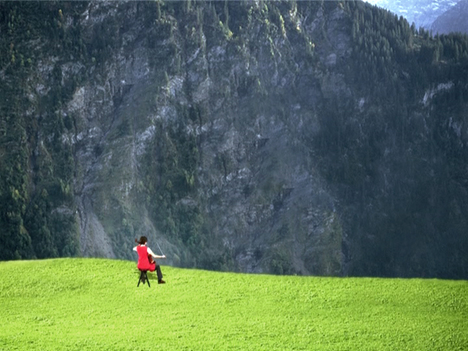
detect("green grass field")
[0,258,466,350]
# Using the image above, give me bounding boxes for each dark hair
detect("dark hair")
[135,236,148,245]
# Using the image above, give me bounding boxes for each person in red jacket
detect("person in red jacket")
[133,236,166,284]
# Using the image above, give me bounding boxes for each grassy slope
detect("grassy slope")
[0,259,466,350]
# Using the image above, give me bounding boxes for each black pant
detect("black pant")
[155,265,163,281]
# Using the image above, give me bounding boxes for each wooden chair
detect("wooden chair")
[137,270,150,287]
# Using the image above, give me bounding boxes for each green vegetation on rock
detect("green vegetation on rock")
[0,1,467,279]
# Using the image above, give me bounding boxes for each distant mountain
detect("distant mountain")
[431,0,468,34]
[368,0,458,29]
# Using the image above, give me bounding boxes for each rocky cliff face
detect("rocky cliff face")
[67,1,348,275]
[1,1,467,278]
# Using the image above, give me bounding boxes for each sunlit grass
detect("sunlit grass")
[1,258,466,350]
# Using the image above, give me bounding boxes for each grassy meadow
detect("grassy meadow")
[0,258,467,350]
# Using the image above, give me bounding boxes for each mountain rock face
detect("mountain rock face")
[1,1,467,279]
[431,0,468,34]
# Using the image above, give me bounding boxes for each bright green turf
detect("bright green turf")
[0,258,466,350]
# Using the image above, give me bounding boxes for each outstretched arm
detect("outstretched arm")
[147,247,166,259]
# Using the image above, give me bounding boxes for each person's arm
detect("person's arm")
[147,247,166,259]
[133,246,137,252]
